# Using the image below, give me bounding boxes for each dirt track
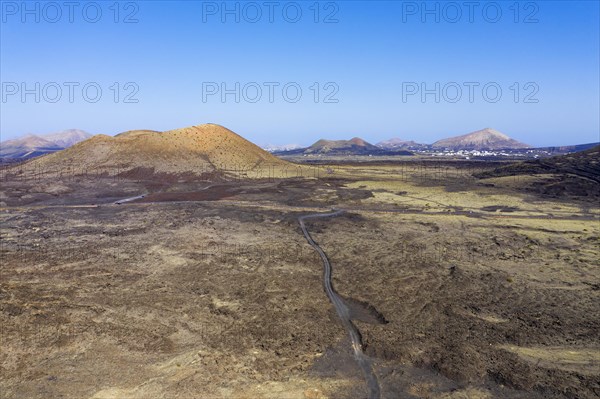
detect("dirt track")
[299,210,381,398]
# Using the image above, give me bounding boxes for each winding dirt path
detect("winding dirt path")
[299,210,381,399]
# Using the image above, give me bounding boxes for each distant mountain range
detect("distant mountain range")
[275,128,531,156]
[1,129,92,160]
[376,128,531,151]
[273,128,600,157]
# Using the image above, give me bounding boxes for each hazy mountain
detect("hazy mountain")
[43,129,93,147]
[262,143,302,153]
[0,129,93,160]
[432,128,530,150]
[0,135,63,159]
[376,138,424,150]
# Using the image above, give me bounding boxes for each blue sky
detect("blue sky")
[1,0,599,147]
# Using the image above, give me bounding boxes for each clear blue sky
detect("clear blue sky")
[1,0,599,147]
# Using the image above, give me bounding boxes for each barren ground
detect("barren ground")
[1,160,598,398]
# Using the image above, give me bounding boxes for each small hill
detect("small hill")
[43,129,93,147]
[304,137,380,155]
[0,135,63,159]
[21,124,287,176]
[432,128,530,150]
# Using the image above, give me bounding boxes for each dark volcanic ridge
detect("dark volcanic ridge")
[477,145,600,183]
[476,145,600,199]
